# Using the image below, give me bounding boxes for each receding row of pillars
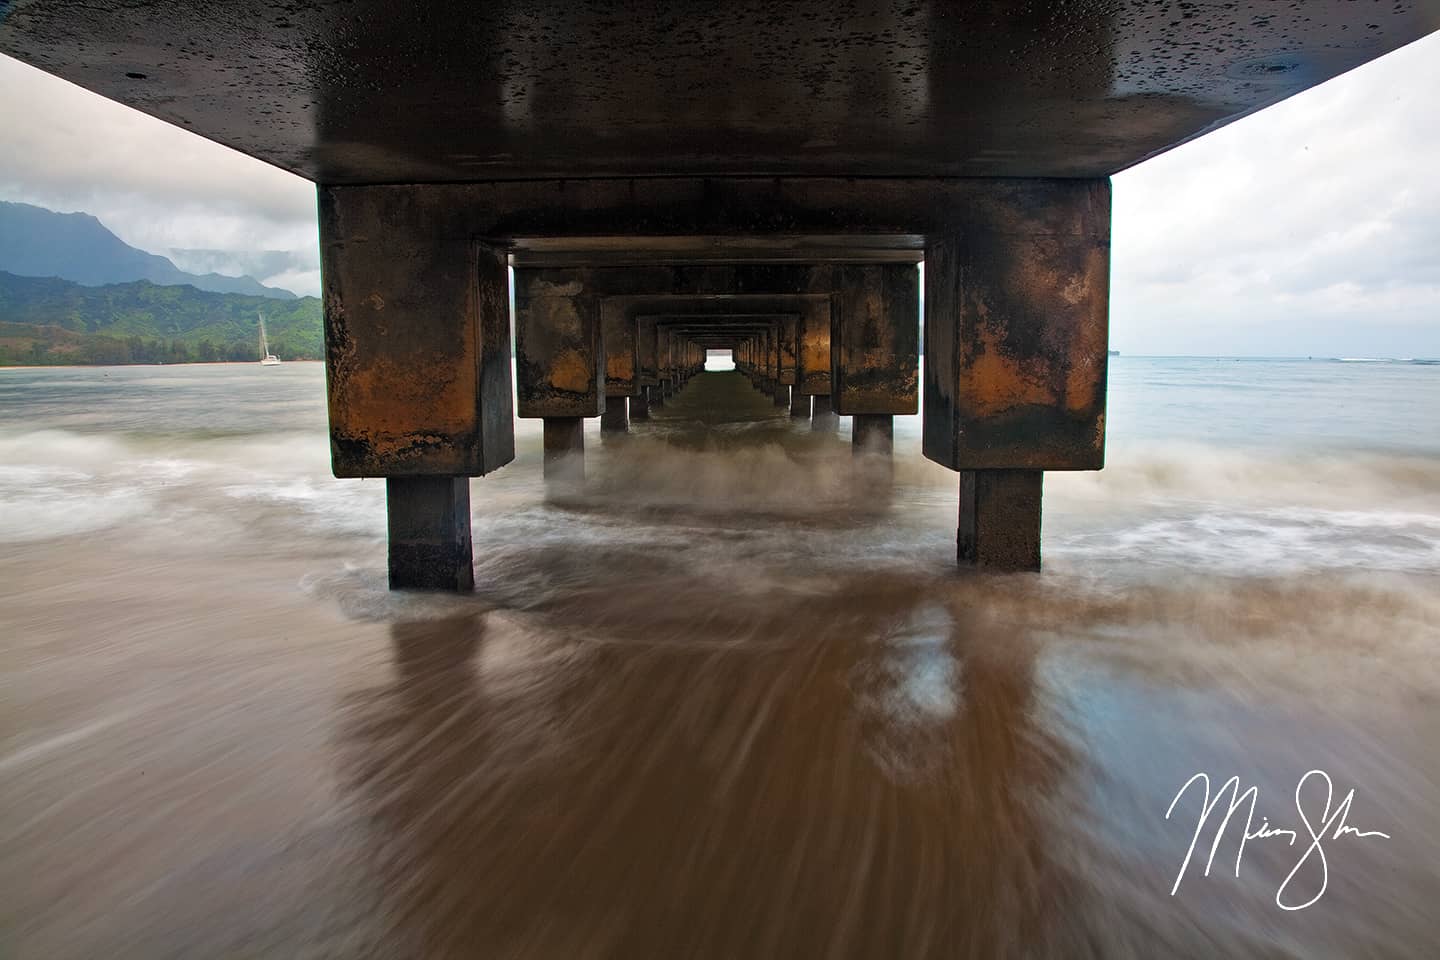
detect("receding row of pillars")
[320,182,1110,592]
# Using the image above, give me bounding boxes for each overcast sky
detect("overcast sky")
[2,33,1438,357]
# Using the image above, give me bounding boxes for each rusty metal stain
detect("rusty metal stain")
[549,348,592,394]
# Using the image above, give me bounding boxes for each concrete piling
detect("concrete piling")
[811,394,838,432]
[789,389,811,419]
[386,477,474,592]
[958,470,1043,570]
[631,386,651,420]
[601,395,629,433]
[543,417,585,489]
[852,414,893,455]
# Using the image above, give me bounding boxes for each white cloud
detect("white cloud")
[0,54,319,293]
[1112,31,1440,357]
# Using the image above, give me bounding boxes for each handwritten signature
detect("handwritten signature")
[1166,769,1391,910]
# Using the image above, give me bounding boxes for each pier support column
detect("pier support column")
[789,389,811,418]
[852,414,893,455]
[811,394,838,431]
[773,382,789,407]
[319,186,514,593]
[515,267,603,488]
[386,477,474,592]
[923,180,1110,571]
[631,386,651,420]
[601,396,628,433]
[958,470,1042,570]
[832,263,918,459]
[543,417,585,489]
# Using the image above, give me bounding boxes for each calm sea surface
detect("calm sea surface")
[2,357,1439,958]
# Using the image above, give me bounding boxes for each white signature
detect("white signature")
[1166,769,1391,910]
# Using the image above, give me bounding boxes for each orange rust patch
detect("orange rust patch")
[549,348,592,394]
[961,324,1054,417]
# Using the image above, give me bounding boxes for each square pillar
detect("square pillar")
[543,417,585,489]
[319,185,514,593]
[631,385,651,420]
[958,470,1042,570]
[923,182,1109,471]
[797,299,833,398]
[831,263,920,416]
[778,314,799,387]
[601,395,628,433]
[924,180,1110,571]
[386,477,474,591]
[319,186,515,478]
[601,299,639,405]
[515,269,605,420]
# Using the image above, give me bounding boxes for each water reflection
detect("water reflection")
[338,585,1089,958]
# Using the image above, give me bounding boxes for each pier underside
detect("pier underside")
[3,2,1435,183]
[5,2,1435,587]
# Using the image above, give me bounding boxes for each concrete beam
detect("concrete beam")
[514,269,605,419]
[797,299,834,398]
[832,264,920,416]
[319,188,514,478]
[601,299,640,398]
[923,181,1109,470]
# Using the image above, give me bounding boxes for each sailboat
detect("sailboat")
[257,312,281,365]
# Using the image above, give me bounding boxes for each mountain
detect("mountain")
[0,270,321,365]
[0,201,298,300]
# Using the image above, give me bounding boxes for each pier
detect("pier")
[4,1,1436,588]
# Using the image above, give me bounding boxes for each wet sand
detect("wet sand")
[3,369,1440,958]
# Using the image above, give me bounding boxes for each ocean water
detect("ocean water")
[2,357,1439,958]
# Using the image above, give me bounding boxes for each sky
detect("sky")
[1,33,1438,358]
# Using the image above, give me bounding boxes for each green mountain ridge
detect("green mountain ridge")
[0,271,322,365]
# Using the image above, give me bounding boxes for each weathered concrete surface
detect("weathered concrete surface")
[797,299,834,398]
[9,4,1435,183]
[778,315,799,386]
[542,417,585,488]
[631,387,651,421]
[924,182,1110,471]
[602,300,640,398]
[515,269,605,419]
[320,189,514,478]
[386,477,474,592]
[832,264,920,416]
[659,328,674,392]
[601,396,629,434]
[789,389,811,419]
[772,382,789,408]
[958,470,1043,570]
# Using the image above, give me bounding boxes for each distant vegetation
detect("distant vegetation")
[0,271,322,366]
